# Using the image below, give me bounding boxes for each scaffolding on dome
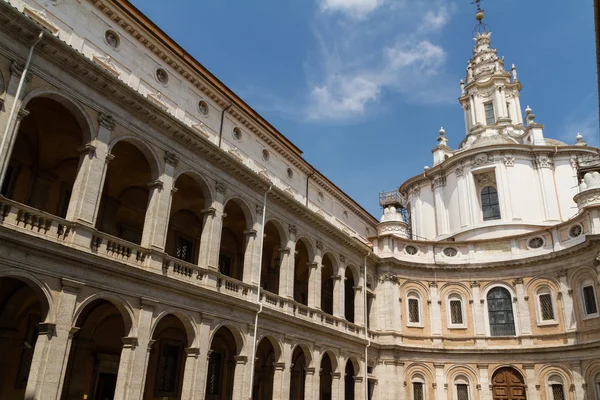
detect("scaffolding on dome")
[379,190,412,238]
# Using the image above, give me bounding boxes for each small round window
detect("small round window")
[156,68,169,85]
[198,100,209,116]
[528,236,544,249]
[443,247,458,257]
[317,191,324,203]
[287,167,294,180]
[232,127,242,141]
[262,149,270,162]
[105,30,120,49]
[569,224,583,238]
[405,245,419,255]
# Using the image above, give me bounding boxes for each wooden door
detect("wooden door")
[492,367,527,400]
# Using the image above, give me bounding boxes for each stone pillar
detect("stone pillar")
[513,278,532,342]
[180,347,201,398]
[354,285,365,326]
[570,360,585,400]
[243,228,258,284]
[283,224,297,299]
[523,364,540,400]
[308,262,321,310]
[305,367,316,400]
[199,205,221,270]
[477,364,491,400]
[534,155,560,222]
[471,281,486,344]
[434,363,445,400]
[432,176,447,236]
[66,113,114,225]
[0,62,32,181]
[354,376,365,400]
[430,282,442,344]
[278,247,291,298]
[194,320,212,398]
[30,279,82,399]
[127,299,155,400]
[331,372,342,400]
[333,272,344,318]
[113,337,138,400]
[141,152,176,250]
[22,322,55,399]
[468,95,478,127]
[232,355,249,400]
[455,167,471,227]
[379,361,401,400]
[379,276,401,332]
[557,271,577,333]
[272,362,288,400]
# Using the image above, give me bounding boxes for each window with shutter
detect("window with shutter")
[450,300,464,325]
[413,382,424,400]
[539,293,555,321]
[551,384,565,400]
[408,298,420,324]
[456,384,469,400]
[583,285,598,315]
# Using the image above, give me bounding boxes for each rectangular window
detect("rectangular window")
[583,285,598,315]
[539,293,554,321]
[484,102,495,125]
[175,236,193,263]
[207,351,223,395]
[551,384,565,400]
[408,299,420,324]
[450,300,464,325]
[456,384,469,400]
[413,382,424,400]
[155,340,183,395]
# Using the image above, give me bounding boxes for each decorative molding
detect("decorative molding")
[215,181,227,195]
[191,121,210,138]
[455,166,464,177]
[471,281,480,288]
[228,147,243,162]
[92,53,120,77]
[146,179,164,190]
[533,154,554,169]
[17,108,30,120]
[288,224,297,236]
[98,113,116,131]
[255,204,263,216]
[145,91,168,111]
[316,240,323,251]
[431,176,446,189]
[503,155,515,167]
[340,254,346,263]
[472,152,492,166]
[164,151,178,166]
[10,62,33,83]
[23,5,60,35]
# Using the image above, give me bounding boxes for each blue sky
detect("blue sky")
[130,0,598,218]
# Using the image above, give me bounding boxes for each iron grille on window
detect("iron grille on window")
[207,351,223,395]
[450,300,463,325]
[456,384,469,400]
[487,287,516,336]
[551,384,565,400]
[413,382,424,400]
[484,102,495,125]
[583,285,598,315]
[175,237,193,262]
[539,293,554,321]
[481,186,501,221]
[408,298,420,323]
[156,342,181,393]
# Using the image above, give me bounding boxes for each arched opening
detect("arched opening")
[165,174,207,264]
[345,360,355,400]
[294,239,311,305]
[96,141,153,245]
[344,268,356,323]
[206,326,237,400]
[321,254,334,315]
[487,287,515,336]
[252,338,276,400]
[491,367,526,400]
[261,221,282,294]
[319,353,334,400]
[289,346,307,400]
[481,186,501,221]
[144,315,188,399]
[62,300,126,400]
[0,277,45,399]
[219,200,249,280]
[2,97,84,218]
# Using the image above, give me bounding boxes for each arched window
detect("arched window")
[595,373,600,400]
[487,287,515,336]
[481,186,501,221]
[448,294,465,328]
[406,292,422,327]
[581,280,599,318]
[547,374,565,400]
[411,373,426,400]
[536,287,556,324]
[453,375,470,400]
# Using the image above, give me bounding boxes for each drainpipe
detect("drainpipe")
[363,251,371,400]
[0,31,43,189]
[248,182,272,400]
[218,103,233,149]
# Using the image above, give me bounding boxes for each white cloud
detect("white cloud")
[305,2,454,122]
[319,0,387,18]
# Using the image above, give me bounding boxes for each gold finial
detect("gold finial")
[472,0,490,36]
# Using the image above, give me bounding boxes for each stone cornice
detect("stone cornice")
[0,3,375,254]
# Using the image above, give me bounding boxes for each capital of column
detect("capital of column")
[37,322,56,336]
[305,367,316,376]
[61,278,85,293]
[69,326,81,339]
[185,347,200,357]
[147,339,157,352]
[78,143,97,157]
[331,372,341,380]
[98,113,116,131]
[146,179,164,190]
[273,362,286,371]
[278,247,291,255]
[353,285,363,292]
[234,355,248,365]
[105,153,115,164]
[332,275,342,281]
[10,61,33,83]
[201,207,217,217]
[121,337,139,349]
[307,262,319,269]
[244,229,257,238]
[17,108,30,121]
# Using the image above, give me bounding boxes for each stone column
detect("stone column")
[141,152,176,250]
[127,299,155,400]
[430,282,442,344]
[22,322,54,399]
[331,372,342,400]
[272,362,288,400]
[570,360,585,400]
[283,224,297,299]
[277,246,291,298]
[354,377,364,400]
[180,347,201,398]
[194,320,212,398]
[557,271,577,333]
[243,228,258,284]
[111,337,138,400]
[471,281,486,345]
[434,363,445,400]
[379,276,401,332]
[305,367,316,400]
[432,176,447,236]
[0,62,32,181]
[354,285,364,326]
[455,167,471,227]
[534,155,560,222]
[66,113,114,225]
[477,364,491,400]
[232,355,248,400]
[468,95,478,127]
[308,262,321,310]
[513,278,532,343]
[523,364,540,400]
[199,205,221,270]
[30,279,82,399]
[333,272,344,318]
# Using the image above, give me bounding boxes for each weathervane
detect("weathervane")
[471,0,490,36]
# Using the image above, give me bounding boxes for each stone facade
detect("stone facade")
[0,1,598,400]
